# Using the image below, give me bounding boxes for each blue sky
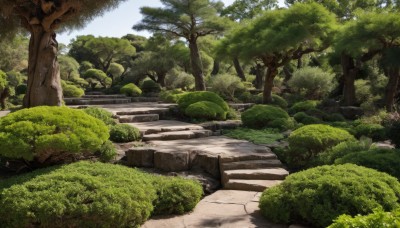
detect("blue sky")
[58,0,285,45]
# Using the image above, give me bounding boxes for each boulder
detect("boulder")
[154,149,189,172]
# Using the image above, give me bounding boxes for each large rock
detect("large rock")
[154,149,190,172]
[190,151,220,178]
[340,106,364,120]
[125,147,155,167]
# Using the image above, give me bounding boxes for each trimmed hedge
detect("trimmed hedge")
[185,101,227,120]
[62,83,84,98]
[293,112,321,125]
[109,124,141,143]
[271,94,288,109]
[289,100,319,114]
[141,80,161,93]
[120,83,142,97]
[82,107,116,126]
[177,91,229,112]
[354,123,386,141]
[259,164,400,227]
[329,209,400,228]
[0,161,203,227]
[0,107,109,164]
[159,89,186,103]
[241,105,292,130]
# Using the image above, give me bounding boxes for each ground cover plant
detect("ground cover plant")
[223,128,284,145]
[241,105,293,130]
[109,124,141,143]
[82,107,116,126]
[329,209,400,228]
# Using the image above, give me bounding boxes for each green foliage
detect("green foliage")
[6,70,24,87]
[335,149,400,179]
[59,55,80,81]
[0,161,203,227]
[221,0,277,21]
[109,124,141,143]
[388,121,400,148]
[15,84,27,95]
[120,83,142,97]
[241,105,291,130]
[141,79,161,93]
[0,107,109,163]
[159,89,187,103]
[165,69,195,90]
[355,79,373,104]
[293,112,321,125]
[209,74,245,100]
[354,123,387,141]
[107,62,125,81]
[287,124,355,168]
[289,100,319,114]
[329,209,400,228]
[324,113,346,122]
[185,101,227,120]
[97,140,117,162]
[271,94,288,109]
[178,91,229,112]
[0,70,7,92]
[61,81,84,98]
[288,67,336,100]
[224,127,284,144]
[83,69,112,89]
[259,164,400,227]
[82,107,116,126]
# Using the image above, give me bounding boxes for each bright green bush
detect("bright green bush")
[293,112,321,125]
[61,81,84,98]
[241,105,291,130]
[289,100,319,114]
[335,148,400,179]
[0,107,109,164]
[210,73,245,100]
[120,83,142,97]
[287,124,355,167]
[185,101,227,120]
[159,89,187,103]
[354,123,386,141]
[329,209,400,228]
[259,164,400,227]
[0,161,203,227]
[97,140,117,161]
[178,91,229,112]
[109,124,141,143]
[271,94,288,109]
[82,107,116,126]
[141,79,161,93]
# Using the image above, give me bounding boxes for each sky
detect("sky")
[57,0,285,45]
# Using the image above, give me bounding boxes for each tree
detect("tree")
[133,0,229,91]
[219,3,337,103]
[0,35,29,72]
[0,0,127,107]
[83,69,112,89]
[59,56,80,81]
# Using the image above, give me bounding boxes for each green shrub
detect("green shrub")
[210,73,245,100]
[15,84,27,95]
[159,89,186,103]
[238,91,262,103]
[62,82,84,98]
[335,148,400,179]
[259,164,400,227]
[82,107,116,126]
[329,209,400,228]
[293,112,321,125]
[271,94,288,109]
[0,161,203,227]
[0,107,109,164]
[141,79,161,93]
[289,100,319,114]
[109,124,141,143]
[165,70,194,90]
[387,121,400,148]
[120,83,142,97]
[97,140,117,162]
[241,105,291,130]
[287,124,355,168]
[324,113,346,122]
[178,91,229,112]
[354,123,386,141]
[224,128,284,145]
[185,101,227,120]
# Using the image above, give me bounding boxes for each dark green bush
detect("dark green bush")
[238,91,262,104]
[120,83,142,97]
[241,105,291,130]
[109,124,141,143]
[185,101,227,120]
[97,140,118,162]
[259,164,400,227]
[335,148,400,179]
[387,121,400,148]
[271,94,288,109]
[329,209,400,228]
[287,124,355,168]
[177,91,229,112]
[324,113,346,122]
[0,107,109,164]
[0,161,203,227]
[15,84,27,95]
[141,79,161,93]
[82,107,116,126]
[354,123,386,141]
[293,112,321,125]
[289,100,319,114]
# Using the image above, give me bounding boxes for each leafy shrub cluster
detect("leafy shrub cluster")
[82,107,116,126]
[209,73,245,100]
[120,83,142,97]
[0,107,109,164]
[329,209,400,228]
[159,89,187,103]
[271,94,288,109]
[61,81,84,98]
[0,161,203,227]
[178,91,229,112]
[259,164,400,227]
[165,70,194,90]
[293,112,321,125]
[109,124,141,143]
[141,79,161,93]
[353,123,386,141]
[241,105,293,130]
[289,100,319,114]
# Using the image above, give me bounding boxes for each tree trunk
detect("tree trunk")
[254,64,264,90]
[189,40,206,91]
[24,28,62,107]
[341,53,357,106]
[385,67,400,112]
[0,88,10,110]
[211,59,220,76]
[263,65,278,104]
[233,57,246,81]
[157,72,166,87]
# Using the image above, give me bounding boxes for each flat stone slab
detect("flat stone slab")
[221,159,283,170]
[143,130,212,141]
[223,168,289,181]
[130,120,204,134]
[118,114,159,123]
[0,111,10,118]
[224,179,283,192]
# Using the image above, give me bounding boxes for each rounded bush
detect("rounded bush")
[271,94,288,109]
[329,209,400,228]
[354,123,386,141]
[259,164,400,227]
[289,100,319,114]
[120,83,142,97]
[62,83,84,98]
[0,161,203,227]
[0,107,109,164]
[159,89,186,103]
[185,101,227,120]
[97,140,118,162]
[287,124,355,167]
[141,79,161,93]
[324,113,346,122]
[293,112,321,125]
[241,105,291,130]
[335,148,400,179]
[177,91,229,112]
[15,84,27,95]
[82,107,116,126]
[109,124,141,143]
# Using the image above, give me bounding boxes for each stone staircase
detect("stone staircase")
[64,94,132,105]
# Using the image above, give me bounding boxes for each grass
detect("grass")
[223,127,284,145]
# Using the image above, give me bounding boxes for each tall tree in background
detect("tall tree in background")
[0,0,126,107]
[133,0,229,91]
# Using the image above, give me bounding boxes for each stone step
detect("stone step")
[130,120,204,135]
[118,114,159,123]
[131,97,160,102]
[228,103,255,111]
[85,91,105,95]
[82,95,128,99]
[222,168,289,184]
[143,129,212,141]
[115,108,170,116]
[220,153,277,163]
[64,98,131,105]
[221,159,283,171]
[224,179,283,192]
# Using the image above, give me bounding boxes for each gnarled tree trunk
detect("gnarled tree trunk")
[189,40,206,91]
[341,53,357,106]
[211,59,220,76]
[157,72,166,87]
[254,63,264,90]
[263,65,278,104]
[233,57,246,81]
[24,27,62,107]
[385,67,400,112]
